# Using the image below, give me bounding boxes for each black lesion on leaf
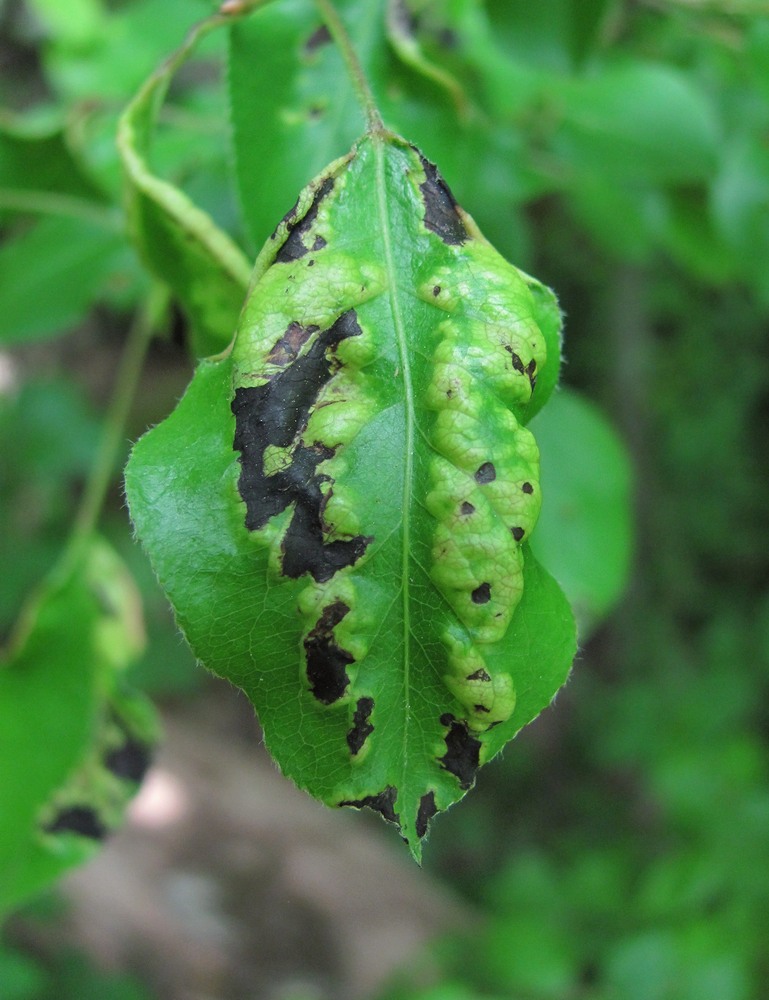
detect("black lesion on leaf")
[417,153,467,245]
[511,526,525,542]
[232,309,373,583]
[475,462,496,484]
[304,601,354,704]
[339,786,399,826]
[303,23,332,54]
[346,696,375,754]
[466,668,491,682]
[44,806,106,841]
[522,481,534,495]
[438,714,481,790]
[507,351,538,391]
[275,177,334,263]
[460,501,475,516]
[471,582,491,604]
[432,284,441,296]
[416,791,438,839]
[104,737,151,783]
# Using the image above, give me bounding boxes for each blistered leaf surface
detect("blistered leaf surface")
[126,132,575,858]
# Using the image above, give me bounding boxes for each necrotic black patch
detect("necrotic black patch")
[304,601,354,704]
[339,785,399,826]
[471,582,491,604]
[511,526,524,541]
[522,481,534,494]
[439,715,481,790]
[417,153,467,245]
[44,806,106,840]
[105,738,151,783]
[460,501,475,516]
[275,177,334,263]
[232,309,373,583]
[416,790,438,839]
[347,696,375,754]
[475,462,496,484]
[304,23,331,54]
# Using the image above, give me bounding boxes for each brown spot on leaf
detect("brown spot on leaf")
[432,285,441,296]
[266,321,318,366]
[346,696,375,754]
[511,526,525,541]
[522,481,534,494]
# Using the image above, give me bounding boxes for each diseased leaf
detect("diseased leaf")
[0,536,158,916]
[117,14,252,357]
[126,131,575,859]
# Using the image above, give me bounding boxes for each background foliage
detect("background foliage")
[1,0,768,998]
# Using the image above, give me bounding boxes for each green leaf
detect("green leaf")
[229,0,384,247]
[118,14,252,357]
[555,62,720,185]
[0,537,157,917]
[529,388,633,633]
[0,217,130,345]
[126,132,575,859]
[0,119,108,214]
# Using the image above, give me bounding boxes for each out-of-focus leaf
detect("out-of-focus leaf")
[0,378,103,632]
[0,536,157,917]
[118,12,252,356]
[0,217,131,345]
[0,120,107,213]
[554,62,719,185]
[529,388,633,633]
[712,133,769,298]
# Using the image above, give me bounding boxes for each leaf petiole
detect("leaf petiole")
[313,0,385,134]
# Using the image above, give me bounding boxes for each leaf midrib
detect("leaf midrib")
[373,135,413,783]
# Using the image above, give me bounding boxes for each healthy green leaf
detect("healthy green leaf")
[0,536,157,916]
[126,131,575,859]
[118,13,252,357]
[529,388,633,633]
[0,217,130,345]
[554,62,720,185]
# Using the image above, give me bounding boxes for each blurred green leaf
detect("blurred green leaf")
[0,536,157,917]
[529,388,633,632]
[118,13,251,356]
[0,121,107,212]
[555,61,720,185]
[0,217,131,345]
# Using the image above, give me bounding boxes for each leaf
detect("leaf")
[118,13,252,357]
[126,131,575,859]
[0,217,131,346]
[0,536,158,916]
[0,119,108,212]
[554,62,720,185]
[529,388,633,634]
